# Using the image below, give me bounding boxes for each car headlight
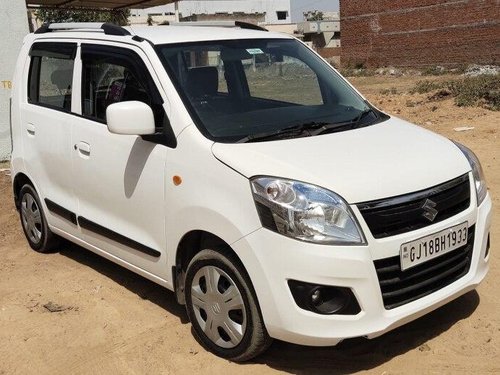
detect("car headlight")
[454,142,488,205]
[250,177,366,245]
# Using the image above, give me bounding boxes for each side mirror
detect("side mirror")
[106,101,155,135]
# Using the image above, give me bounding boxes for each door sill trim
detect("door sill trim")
[78,217,161,258]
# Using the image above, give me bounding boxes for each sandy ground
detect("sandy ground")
[0,75,499,374]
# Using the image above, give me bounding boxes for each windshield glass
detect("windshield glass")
[157,38,379,142]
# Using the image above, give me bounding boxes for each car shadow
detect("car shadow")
[254,290,480,374]
[58,243,189,324]
[59,242,479,373]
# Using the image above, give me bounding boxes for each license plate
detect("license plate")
[400,222,468,271]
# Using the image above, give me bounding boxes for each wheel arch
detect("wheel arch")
[13,172,35,210]
[173,230,248,305]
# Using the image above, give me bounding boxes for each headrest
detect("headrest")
[186,66,219,97]
[51,69,73,90]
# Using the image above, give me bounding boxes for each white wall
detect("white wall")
[0,0,28,161]
[131,0,292,24]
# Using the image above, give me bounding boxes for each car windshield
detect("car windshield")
[156,38,381,142]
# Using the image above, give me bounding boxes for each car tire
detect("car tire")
[185,249,272,362]
[19,184,59,253]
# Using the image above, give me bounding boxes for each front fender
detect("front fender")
[165,126,262,271]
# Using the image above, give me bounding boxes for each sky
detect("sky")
[291,0,340,22]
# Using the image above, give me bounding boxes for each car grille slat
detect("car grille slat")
[375,264,401,274]
[358,174,470,239]
[378,246,469,287]
[374,226,474,309]
[381,258,469,299]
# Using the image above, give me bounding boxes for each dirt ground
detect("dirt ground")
[0,74,499,374]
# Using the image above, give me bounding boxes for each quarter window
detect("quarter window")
[28,43,76,111]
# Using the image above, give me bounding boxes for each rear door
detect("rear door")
[22,42,79,233]
[71,43,170,279]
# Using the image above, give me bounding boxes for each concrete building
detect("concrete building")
[340,0,500,67]
[131,0,294,24]
[323,11,340,20]
[181,11,266,24]
[298,18,341,48]
[130,0,339,24]
[0,1,29,161]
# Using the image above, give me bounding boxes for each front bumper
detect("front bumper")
[232,191,492,346]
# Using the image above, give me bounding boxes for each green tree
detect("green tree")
[304,10,324,21]
[36,7,131,26]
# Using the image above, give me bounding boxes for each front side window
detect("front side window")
[81,45,164,126]
[28,43,76,111]
[157,39,380,142]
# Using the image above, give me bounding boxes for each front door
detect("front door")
[71,43,169,279]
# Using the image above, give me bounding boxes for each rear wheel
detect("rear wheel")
[185,249,272,361]
[19,184,59,253]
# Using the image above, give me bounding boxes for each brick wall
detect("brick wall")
[318,47,342,59]
[340,0,500,67]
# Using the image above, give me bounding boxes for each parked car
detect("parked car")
[10,22,492,361]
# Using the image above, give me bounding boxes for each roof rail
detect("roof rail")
[235,21,268,32]
[162,21,268,32]
[34,22,131,36]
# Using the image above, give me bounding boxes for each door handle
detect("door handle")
[74,141,91,156]
[27,123,35,136]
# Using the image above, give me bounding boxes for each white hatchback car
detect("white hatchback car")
[10,22,492,361]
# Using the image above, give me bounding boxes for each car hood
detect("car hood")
[211,117,471,203]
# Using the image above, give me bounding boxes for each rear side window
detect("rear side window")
[81,44,164,126]
[28,43,76,111]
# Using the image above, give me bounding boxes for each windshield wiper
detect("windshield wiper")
[236,107,377,143]
[353,107,374,125]
[236,122,328,143]
[308,107,376,136]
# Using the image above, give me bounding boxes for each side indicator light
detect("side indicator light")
[173,175,182,186]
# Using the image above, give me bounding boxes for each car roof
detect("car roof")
[128,25,293,45]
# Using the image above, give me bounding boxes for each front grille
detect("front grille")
[358,174,470,239]
[374,225,475,310]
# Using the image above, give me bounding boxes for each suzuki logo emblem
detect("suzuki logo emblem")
[422,199,438,222]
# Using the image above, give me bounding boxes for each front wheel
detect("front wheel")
[185,249,272,361]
